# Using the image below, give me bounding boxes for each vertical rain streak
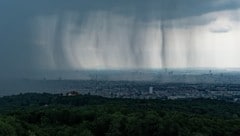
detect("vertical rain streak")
[33,12,190,70]
[160,21,167,68]
[32,2,240,70]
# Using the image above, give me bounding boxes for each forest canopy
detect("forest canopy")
[0,93,240,136]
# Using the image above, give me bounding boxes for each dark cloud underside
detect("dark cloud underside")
[0,0,239,78]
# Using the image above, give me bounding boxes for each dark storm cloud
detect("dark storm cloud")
[0,0,239,78]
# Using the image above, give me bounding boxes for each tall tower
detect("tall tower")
[149,87,153,94]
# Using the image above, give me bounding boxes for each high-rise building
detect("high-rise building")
[149,87,153,94]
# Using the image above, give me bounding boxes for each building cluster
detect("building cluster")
[64,81,240,102]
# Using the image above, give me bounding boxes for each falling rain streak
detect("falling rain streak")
[34,8,240,70]
[34,12,192,70]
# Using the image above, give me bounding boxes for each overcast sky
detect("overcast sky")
[0,0,240,78]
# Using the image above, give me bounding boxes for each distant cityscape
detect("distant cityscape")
[72,81,240,102]
[2,70,240,102]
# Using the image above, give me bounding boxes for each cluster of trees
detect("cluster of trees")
[0,93,240,135]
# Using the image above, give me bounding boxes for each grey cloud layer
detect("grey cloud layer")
[0,0,239,78]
